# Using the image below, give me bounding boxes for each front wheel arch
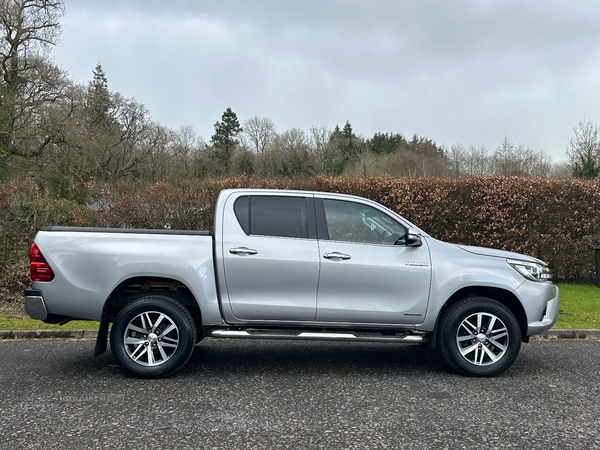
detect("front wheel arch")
[433,287,528,348]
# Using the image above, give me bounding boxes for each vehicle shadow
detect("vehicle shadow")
[178,338,451,378]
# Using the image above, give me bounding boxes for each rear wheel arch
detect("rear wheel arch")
[94,276,203,357]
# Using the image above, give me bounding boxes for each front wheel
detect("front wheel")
[110,295,196,378]
[438,297,521,377]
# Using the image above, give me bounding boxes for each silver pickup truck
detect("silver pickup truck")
[25,188,558,378]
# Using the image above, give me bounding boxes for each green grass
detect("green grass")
[0,314,99,331]
[0,302,99,331]
[0,283,598,331]
[555,283,600,329]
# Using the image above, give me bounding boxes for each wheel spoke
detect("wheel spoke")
[143,313,154,330]
[159,342,177,349]
[125,337,145,345]
[156,342,168,360]
[126,324,147,335]
[460,321,476,335]
[140,313,148,330]
[487,316,497,334]
[151,314,166,333]
[482,345,499,363]
[147,346,155,365]
[491,328,507,339]
[487,337,507,352]
[158,323,176,338]
[459,343,478,357]
[130,343,146,361]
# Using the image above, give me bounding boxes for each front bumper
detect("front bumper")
[517,282,560,336]
[24,289,48,321]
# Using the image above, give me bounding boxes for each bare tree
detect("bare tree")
[464,145,490,176]
[271,128,314,176]
[0,0,67,160]
[448,142,467,177]
[242,116,275,154]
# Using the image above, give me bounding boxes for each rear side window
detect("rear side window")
[234,196,309,239]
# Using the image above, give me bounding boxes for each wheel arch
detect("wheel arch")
[428,286,528,351]
[94,276,203,356]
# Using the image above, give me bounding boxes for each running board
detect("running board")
[207,329,427,343]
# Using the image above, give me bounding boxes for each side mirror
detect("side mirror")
[406,233,422,247]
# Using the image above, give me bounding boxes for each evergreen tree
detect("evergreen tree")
[329,125,343,142]
[566,119,600,179]
[572,154,599,179]
[342,120,353,138]
[210,107,242,174]
[369,132,406,154]
[86,63,112,127]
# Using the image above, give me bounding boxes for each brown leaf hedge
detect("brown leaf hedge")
[2,176,600,283]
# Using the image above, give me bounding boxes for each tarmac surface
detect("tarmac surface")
[0,337,599,449]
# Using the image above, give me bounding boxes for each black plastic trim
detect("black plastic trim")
[42,226,209,236]
[313,197,330,240]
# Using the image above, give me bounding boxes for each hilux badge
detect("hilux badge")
[405,261,429,267]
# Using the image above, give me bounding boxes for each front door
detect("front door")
[315,198,431,324]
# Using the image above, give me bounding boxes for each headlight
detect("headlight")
[507,259,552,282]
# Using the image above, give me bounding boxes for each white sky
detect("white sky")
[51,0,600,162]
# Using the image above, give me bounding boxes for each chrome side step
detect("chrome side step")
[207,329,427,343]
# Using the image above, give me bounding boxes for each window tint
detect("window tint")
[234,195,309,239]
[323,199,406,245]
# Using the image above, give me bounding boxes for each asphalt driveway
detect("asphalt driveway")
[0,339,598,449]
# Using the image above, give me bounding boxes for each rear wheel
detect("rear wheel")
[439,297,521,377]
[110,295,196,378]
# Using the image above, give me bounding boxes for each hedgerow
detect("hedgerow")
[2,176,599,284]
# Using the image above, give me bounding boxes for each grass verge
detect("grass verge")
[555,283,600,329]
[0,283,598,331]
[0,302,99,331]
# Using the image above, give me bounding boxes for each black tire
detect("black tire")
[438,297,521,377]
[110,295,196,378]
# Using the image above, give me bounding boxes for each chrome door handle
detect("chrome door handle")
[323,252,351,261]
[229,247,258,255]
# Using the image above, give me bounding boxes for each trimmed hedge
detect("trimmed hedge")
[2,176,600,282]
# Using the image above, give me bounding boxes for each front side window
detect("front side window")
[323,199,406,245]
[234,196,309,239]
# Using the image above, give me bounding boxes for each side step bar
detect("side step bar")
[207,329,427,343]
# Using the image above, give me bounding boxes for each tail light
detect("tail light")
[29,242,55,282]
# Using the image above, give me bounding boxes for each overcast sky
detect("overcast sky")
[52,0,600,162]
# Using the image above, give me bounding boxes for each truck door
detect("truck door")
[315,198,431,325]
[221,193,320,322]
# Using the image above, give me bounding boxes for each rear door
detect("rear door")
[315,197,431,324]
[221,192,320,322]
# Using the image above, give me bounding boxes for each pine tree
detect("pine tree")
[210,107,242,174]
[87,63,112,127]
[342,120,353,138]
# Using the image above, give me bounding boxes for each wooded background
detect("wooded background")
[1,1,600,303]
